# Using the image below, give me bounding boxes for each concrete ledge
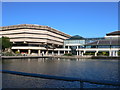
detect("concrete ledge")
[1,56,52,59]
[1,55,120,59]
[91,56,120,59]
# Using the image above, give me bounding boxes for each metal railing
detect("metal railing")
[1,70,120,88]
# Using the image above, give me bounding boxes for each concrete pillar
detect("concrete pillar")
[46,51,48,55]
[113,51,114,56]
[81,52,84,56]
[17,49,20,52]
[68,51,70,53]
[79,51,81,56]
[38,50,41,56]
[77,46,79,49]
[113,51,118,56]
[68,46,70,54]
[84,50,86,54]
[42,51,44,55]
[64,51,65,54]
[68,46,70,49]
[58,50,60,55]
[77,51,79,56]
[95,51,98,56]
[63,45,65,48]
[113,51,115,56]
[52,51,54,55]
[28,49,31,55]
[116,51,118,56]
[109,51,112,56]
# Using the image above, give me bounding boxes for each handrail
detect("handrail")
[1,70,120,88]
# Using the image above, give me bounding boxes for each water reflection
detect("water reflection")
[2,58,119,88]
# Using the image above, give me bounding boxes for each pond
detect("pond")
[2,58,119,88]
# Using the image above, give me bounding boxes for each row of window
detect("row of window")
[64,40,85,44]
[86,45,120,48]
[12,44,63,48]
[64,40,100,45]
[64,45,120,48]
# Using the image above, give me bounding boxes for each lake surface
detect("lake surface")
[2,58,120,88]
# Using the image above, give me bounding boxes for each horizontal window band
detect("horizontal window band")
[1,28,70,38]
[2,32,65,40]
[10,37,63,43]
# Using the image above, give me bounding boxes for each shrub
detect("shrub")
[15,51,20,54]
[84,52,95,55]
[118,51,120,56]
[97,52,109,56]
[64,53,73,56]
[2,52,15,56]
[15,51,21,56]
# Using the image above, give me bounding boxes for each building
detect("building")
[1,24,120,56]
[64,35,85,55]
[64,35,104,55]
[77,31,120,56]
[105,30,120,39]
[1,24,71,55]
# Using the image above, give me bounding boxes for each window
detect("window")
[98,45,110,48]
[111,45,120,48]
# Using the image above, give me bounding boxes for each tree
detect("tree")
[0,36,12,50]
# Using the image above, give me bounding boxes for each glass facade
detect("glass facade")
[85,45,120,48]
[78,46,85,48]
[98,45,110,48]
[64,35,120,50]
[85,45,97,48]
[111,45,120,48]
[64,40,85,45]
[85,40,97,44]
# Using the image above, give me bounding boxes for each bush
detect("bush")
[2,52,15,56]
[97,52,109,56]
[15,51,21,56]
[64,53,73,56]
[84,52,95,55]
[118,52,120,56]
[15,51,20,54]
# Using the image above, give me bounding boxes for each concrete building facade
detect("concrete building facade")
[76,31,120,56]
[1,24,71,55]
[1,24,120,56]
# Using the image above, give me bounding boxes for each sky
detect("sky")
[2,2,118,38]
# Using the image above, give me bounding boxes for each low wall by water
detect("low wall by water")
[1,55,120,59]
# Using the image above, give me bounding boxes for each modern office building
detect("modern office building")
[64,35,104,55]
[1,24,120,56]
[1,24,71,55]
[76,31,120,56]
[64,35,85,55]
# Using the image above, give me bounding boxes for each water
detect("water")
[2,58,119,88]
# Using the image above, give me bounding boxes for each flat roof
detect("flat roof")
[106,30,120,36]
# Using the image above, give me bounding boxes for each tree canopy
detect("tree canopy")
[0,36,12,50]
